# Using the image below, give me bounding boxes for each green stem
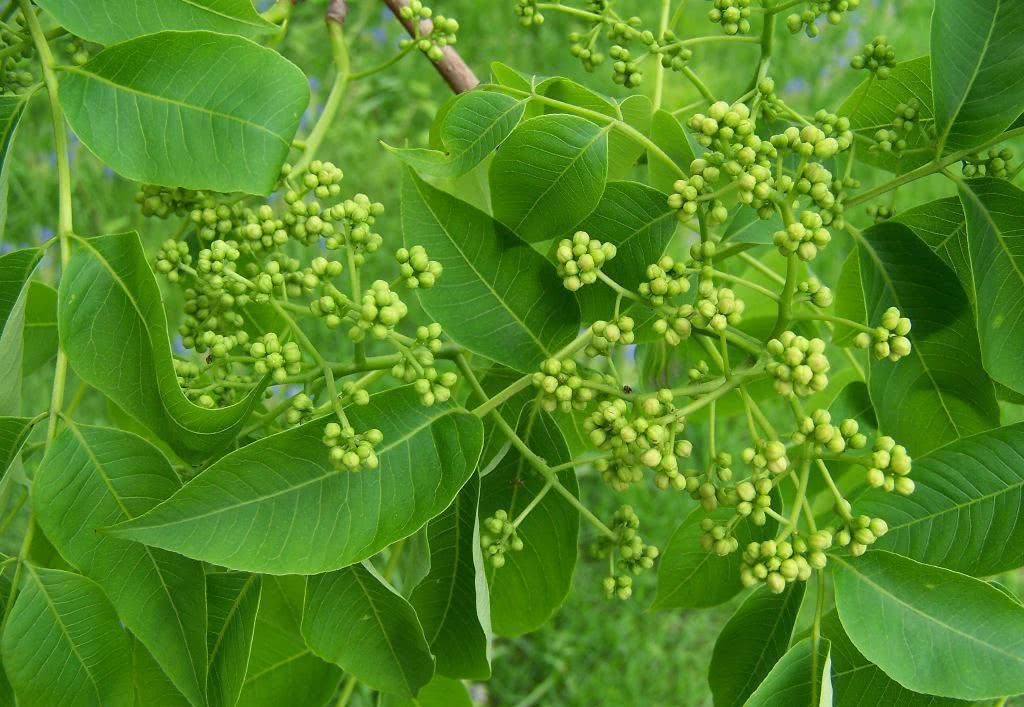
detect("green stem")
[334,675,358,707]
[0,25,65,61]
[348,43,415,81]
[294,21,350,174]
[770,254,798,339]
[456,355,615,538]
[653,0,671,111]
[471,374,533,418]
[681,67,716,102]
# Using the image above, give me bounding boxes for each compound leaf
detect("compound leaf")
[932,0,1024,152]
[480,408,579,636]
[109,388,483,575]
[855,221,998,455]
[34,0,276,44]
[860,421,1024,577]
[489,113,609,243]
[206,573,261,707]
[409,472,491,680]
[59,31,307,194]
[709,582,806,707]
[302,563,434,697]
[239,576,341,706]
[957,177,1024,394]
[402,169,580,373]
[387,91,526,177]
[833,550,1024,700]
[745,637,831,707]
[839,56,934,174]
[33,423,208,707]
[2,565,133,707]
[59,232,263,460]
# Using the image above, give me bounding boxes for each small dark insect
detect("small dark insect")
[509,476,527,488]
[622,385,633,394]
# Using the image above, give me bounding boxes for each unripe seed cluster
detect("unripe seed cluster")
[555,231,618,291]
[854,306,912,361]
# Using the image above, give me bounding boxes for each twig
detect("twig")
[379,0,479,93]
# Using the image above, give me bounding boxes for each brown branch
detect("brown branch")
[379,0,480,94]
[326,0,348,24]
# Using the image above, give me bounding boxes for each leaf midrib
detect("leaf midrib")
[410,175,552,357]
[117,406,458,532]
[59,65,288,146]
[351,567,418,694]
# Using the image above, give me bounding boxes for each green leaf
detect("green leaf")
[206,573,261,707]
[21,281,58,374]
[0,95,27,233]
[379,675,473,707]
[130,639,193,707]
[932,0,1024,152]
[2,565,133,707]
[33,423,208,707]
[833,550,1024,700]
[480,408,579,636]
[303,562,434,697]
[401,169,580,373]
[575,181,677,324]
[859,421,1024,576]
[489,114,609,243]
[855,221,998,455]
[722,206,781,246]
[409,473,492,680]
[894,196,971,287]
[654,507,773,610]
[745,637,831,707]
[59,31,308,194]
[709,583,806,707]
[648,109,696,192]
[388,91,526,177]
[59,232,263,460]
[832,248,865,346]
[957,177,1024,394]
[0,416,34,480]
[109,387,484,574]
[838,56,934,173]
[34,0,275,44]
[239,576,341,707]
[820,611,967,707]
[0,247,42,414]
[611,94,653,179]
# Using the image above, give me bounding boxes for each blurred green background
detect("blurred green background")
[2,1,965,705]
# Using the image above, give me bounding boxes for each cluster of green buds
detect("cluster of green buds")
[398,1,460,62]
[0,22,34,96]
[797,277,834,307]
[786,0,861,37]
[532,358,600,413]
[854,306,912,361]
[285,393,316,426]
[352,281,408,342]
[864,436,914,494]
[683,450,734,511]
[609,44,643,87]
[598,506,659,600]
[639,255,691,306]
[766,332,830,397]
[868,205,896,222]
[481,510,524,568]
[850,36,896,78]
[322,422,383,472]
[773,211,832,260]
[654,30,693,72]
[691,278,745,333]
[770,123,845,161]
[741,534,825,593]
[555,231,618,291]
[586,392,692,492]
[707,0,752,35]
[835,511,889,557]
[514,0,545,26]
[391,324,458,406]
[792,410,867,454]
[871,128,907,156]
[249,333,302,384]
[962,148,1015,178]
[587,316,636,357]
[395,246,442,289]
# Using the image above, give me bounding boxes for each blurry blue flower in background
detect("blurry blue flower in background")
[172,335,187,355]
[257,0,275,11]
[0,242,14,254]
[784,77,809,94]
[624,344,637,363]
[35,225,54,243]
[309,75,321,93]
[371,26,388,44]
